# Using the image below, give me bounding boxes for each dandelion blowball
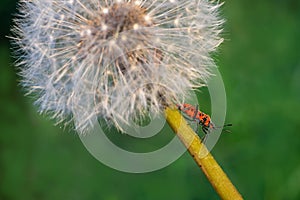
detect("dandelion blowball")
[12,0,224,134]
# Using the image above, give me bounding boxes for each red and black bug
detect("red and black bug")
[177,103,232,136]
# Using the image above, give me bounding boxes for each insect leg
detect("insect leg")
[193,105,198,120]
[201,126,210,144]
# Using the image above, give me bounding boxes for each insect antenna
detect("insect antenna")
[214,123,233,133]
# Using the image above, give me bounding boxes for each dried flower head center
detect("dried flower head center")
[97,2,151,39]
[82,2,163,75]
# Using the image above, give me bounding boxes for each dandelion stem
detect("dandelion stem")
[164,106,243,200]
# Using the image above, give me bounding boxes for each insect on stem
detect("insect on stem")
[177,103,232,141]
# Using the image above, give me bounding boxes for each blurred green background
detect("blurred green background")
[1,0,300,199]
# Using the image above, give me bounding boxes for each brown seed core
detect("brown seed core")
[96,2,151,39]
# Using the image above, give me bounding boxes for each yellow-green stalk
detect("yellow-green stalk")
[164,106,243,200]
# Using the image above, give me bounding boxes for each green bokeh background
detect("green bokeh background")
[1,1,300,199]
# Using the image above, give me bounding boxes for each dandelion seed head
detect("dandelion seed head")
[12,0,224,134]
